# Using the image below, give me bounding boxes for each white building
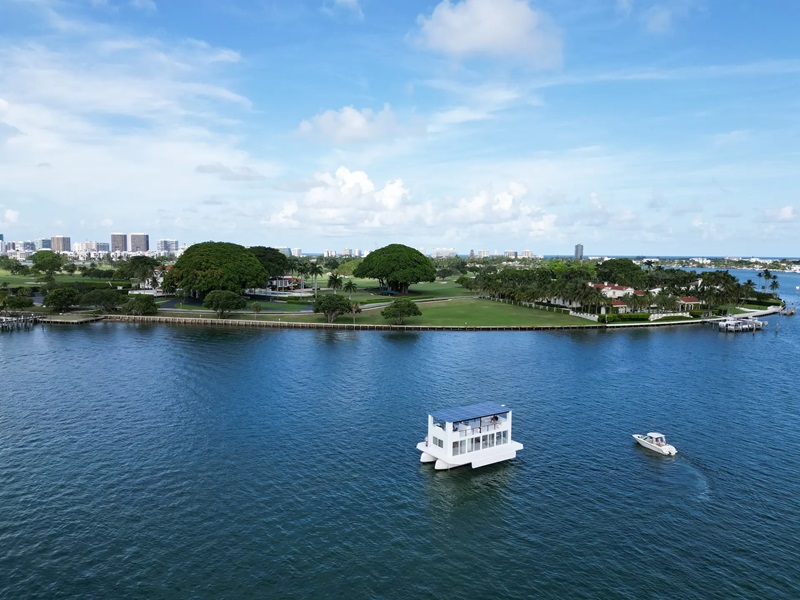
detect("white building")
[431,247,457,258]
[157,239,179,255]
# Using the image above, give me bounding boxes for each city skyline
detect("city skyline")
[1,1,799,256]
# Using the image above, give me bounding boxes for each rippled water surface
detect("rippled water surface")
[2,272,799,599]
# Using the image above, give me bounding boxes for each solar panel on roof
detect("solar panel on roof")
[430,401,509,423]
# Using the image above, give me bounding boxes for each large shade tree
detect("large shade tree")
[31,251,64,276]
[353,244,435,294]
[248,246,290,279]
[163,242,267,298]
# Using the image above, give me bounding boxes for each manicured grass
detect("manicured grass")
[296,276,473,305]
[0,269,124,288]
[272,297,592,327]
[405,278,475,297]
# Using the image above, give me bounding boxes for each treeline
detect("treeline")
[456,258,780,313]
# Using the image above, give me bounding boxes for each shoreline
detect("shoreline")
[98,314,707,331]
[35,305,783,332]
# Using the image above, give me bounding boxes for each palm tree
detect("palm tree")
[343,279,358,299]
[742,279,756,302]
[349,301,361,324]
[307,262,323,298]
[296,262,309,291]
[769,279,780,296]
[328,273,343,294]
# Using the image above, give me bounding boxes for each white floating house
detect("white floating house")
[417,402,524,470]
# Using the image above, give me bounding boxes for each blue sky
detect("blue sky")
[1,0,798,256]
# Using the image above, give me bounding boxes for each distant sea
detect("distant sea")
[1,271,798,599]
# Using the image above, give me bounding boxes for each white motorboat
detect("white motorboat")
[417,402,523,470]
[632,432,677,456]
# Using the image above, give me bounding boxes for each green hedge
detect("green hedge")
[48,281,132,293]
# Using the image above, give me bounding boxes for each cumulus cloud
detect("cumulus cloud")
[265,167,557,244]
[299,105,410,144]
[414,0,562,68]
[293,167,412,232]
[1,208,20,227]
[763,205,797,223]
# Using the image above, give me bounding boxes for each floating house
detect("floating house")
[417,402,524,470]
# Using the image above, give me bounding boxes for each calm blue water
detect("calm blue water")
[2,271,799,599]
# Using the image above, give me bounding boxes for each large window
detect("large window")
[496,432,502,446]
[459,440,466,454]
[502,431,508,444]
[453,441,460,456]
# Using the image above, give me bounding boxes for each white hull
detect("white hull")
[632,434,677,456]
[417,441,523,470]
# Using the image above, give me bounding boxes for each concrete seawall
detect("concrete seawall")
[102,314,714,331]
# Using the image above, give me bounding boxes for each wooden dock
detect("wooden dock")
[0,314,41,332]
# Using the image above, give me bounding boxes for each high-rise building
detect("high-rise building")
[291,248,302,257]
[97,242,110,252]
[111,233,127,253]
[157,239,179,253]
[574,243,584,260]
[130,233,149,253]
[73,241,98,254]
[35,238,52,250]
[0,233,4,254]
[504,251,518,259]
[51,236,71,252]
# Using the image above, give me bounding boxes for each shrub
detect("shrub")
[121,295,158,316]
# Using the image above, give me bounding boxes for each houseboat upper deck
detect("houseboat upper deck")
[417,401,524,470]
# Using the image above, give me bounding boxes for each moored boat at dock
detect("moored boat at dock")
[417,402,523,470]
[717,316,767,332]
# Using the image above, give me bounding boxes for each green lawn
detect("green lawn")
[0,269,123,288]
[271,297,592,327]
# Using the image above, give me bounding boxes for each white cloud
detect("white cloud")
[0,4,277,242]
[2,208,20,225]
[763,205,797,223]
[414,0,562,68]
[265,167,559,244]
[299,105,408,144]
